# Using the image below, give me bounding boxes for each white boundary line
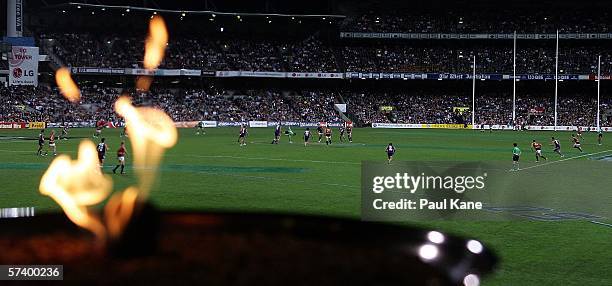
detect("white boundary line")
[589,220,612,228]
[196,171,358,189]
[516,149,612,171]
[182,154,362,165]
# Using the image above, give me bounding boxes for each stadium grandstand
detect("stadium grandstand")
[1,1,612,285]
[1,0,611,131]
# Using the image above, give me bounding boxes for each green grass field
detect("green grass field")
[0,127,610,285]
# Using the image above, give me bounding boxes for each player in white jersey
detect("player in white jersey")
[303,128,311,146]
[550,137,564,157]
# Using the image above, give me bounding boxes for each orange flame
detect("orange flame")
[143,16,168,70]
[39,15,175,243]
[39,141,112,239]
[55,67,81,103]
[136,76,154,91]
[104,187,139,239]
[114,96,177,198]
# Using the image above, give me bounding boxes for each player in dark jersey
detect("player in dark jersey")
[571,134,583,153]
[195,121,206,135]
[598,129,603,146]
[97,138,108,169]
[346,124,353,143]
[60,125,69,140]
[339,126,346,143]
[113,141,128,174]
[238,124,248,146]
[386,143,396,164]
[324,126,333,145]
[550,137,564,157]
[317,125,324,143]
[303,128,311,147]
[576,126,584,141]
[531,140,547,162]
[37,130,46,156]
[48,130,57,156]
[271,124,281,144]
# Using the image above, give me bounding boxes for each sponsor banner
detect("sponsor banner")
[175,121,199,128]
[9,46,39,86]
[372,123,473,129]
[372,123,423,129]
[125,68,156,76]
[46,122,95,128]
[476,125,513,130]
[0,122,27,129]
[201,121,217,127]
[423,124,472,129]
[287,72,344,79]
[15,0,23,36]
[249,121,268,128]
[157,69,181,76]
[238,71,286,78]
[72,67,125,75]
[216,71,287,78]
[215,71,241,77]
[525,126,612,131]
[200,71,216,77]
[27,122,46,129]
[341,32,612,40]
[180,69,202,76]
[347,72,587,81]
[218,121,247,127]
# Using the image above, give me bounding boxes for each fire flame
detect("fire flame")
[39,141,112,239]
[114,96,178,197]
[143,15,168,70]
[39,16,175,243]
[55,67,81,103]
[136,76,153,91]
[104,187,139,239]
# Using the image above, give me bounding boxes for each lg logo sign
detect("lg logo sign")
[11,68,34,79]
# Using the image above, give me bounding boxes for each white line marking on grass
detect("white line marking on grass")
[516,149,612,171]
[197,171,359,189]
[183,154,362,165]
[589,220,612,228]
[0,149,76,154]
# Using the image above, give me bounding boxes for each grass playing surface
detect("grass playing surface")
[0,127,610,285]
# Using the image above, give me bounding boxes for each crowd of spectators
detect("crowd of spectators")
[0,86,342,124]
[341,11,612,34]
[2,85,609,127]
[37,33,612,75]
[40,34,340,72]
[342,45,612,74]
